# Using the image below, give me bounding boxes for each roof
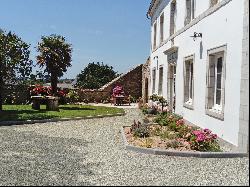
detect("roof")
[44,83,75,89]
[147,0,157,18]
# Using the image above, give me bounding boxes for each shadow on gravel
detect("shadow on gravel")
[0,129,101,186]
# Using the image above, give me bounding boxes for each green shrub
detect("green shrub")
[66,90,80,104]
[149,94,159,102]
[154,113,169,126]
[131,120,150,138]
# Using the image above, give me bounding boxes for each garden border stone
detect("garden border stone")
[0,112,126,126]
[121,126,249,158]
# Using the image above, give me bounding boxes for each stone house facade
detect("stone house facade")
[145,0,249,152]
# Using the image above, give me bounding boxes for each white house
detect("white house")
[146,0,249,151]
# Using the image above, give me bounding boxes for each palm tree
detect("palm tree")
[36,34,72,96]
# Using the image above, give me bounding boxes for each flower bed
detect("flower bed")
[125,113,221,152]
[29,84,69,104]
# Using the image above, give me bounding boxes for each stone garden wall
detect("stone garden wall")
[77,64,143,103]
[77,89,110,103]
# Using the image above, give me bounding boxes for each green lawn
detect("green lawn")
[0,105,124,122]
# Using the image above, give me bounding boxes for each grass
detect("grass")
[0,105,125,122]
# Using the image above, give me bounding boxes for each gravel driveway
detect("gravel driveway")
[0,109,248,186]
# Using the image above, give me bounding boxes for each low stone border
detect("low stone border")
[121,126,248,158]
[0,112,126,126]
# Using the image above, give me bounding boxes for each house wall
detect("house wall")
[142,58,151,104]
[238,0,249,152]
[148,0,246,146]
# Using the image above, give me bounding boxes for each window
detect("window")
[170,0,176,36]
[153,22,157,50]
[158,67,164,95]
[210,0,219,7]
[184,0,195,25]
[184,55,194,108]
[206,46,226,120]
[152,69,156,93]
[160,13,164,43]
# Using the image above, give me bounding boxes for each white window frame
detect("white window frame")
[158,66,164,96]
[184,0,196,26]
[206,45,227,120]
[183,55,194,109]
[170,0,177,36]
[153,22,157,50]
[160,13,164,43]
[212,54,223,112]
[152,68,156,94]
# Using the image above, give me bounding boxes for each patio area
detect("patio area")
[0,108,248,186]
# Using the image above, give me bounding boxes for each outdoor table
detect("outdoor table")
[31,96,45,110]
[31,96,59,111]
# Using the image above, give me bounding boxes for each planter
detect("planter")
[46,96,59,111]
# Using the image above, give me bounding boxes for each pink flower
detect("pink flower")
[212,134,218,139]
[204,128,212,134]
[193,130,202,136]
[197,134,206,142]
[176,119,185,126]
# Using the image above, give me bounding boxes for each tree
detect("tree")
[24,71,51,85]
[36,34,72,95]
[75,62,118,89]
[0,30,32,111]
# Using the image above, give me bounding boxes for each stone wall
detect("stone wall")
[77,89,110,103]
[77,64,143,103]
[142,57,151,104]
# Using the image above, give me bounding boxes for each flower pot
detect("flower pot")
[46,97,59,111]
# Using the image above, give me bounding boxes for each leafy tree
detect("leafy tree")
[36,34,72,95]
[75,62,118,89]
[24,71,51,85]
[0,30,32,111]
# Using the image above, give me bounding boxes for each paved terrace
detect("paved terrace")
[0,108,248,186]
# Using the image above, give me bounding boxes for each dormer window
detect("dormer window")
[184,0,195,25]
[160,13,164,43]
[153,22,157,50]
[170,0,177,36]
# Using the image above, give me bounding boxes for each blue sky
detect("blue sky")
[0,0,151,79]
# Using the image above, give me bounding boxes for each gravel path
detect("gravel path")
[0,109,248,186]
